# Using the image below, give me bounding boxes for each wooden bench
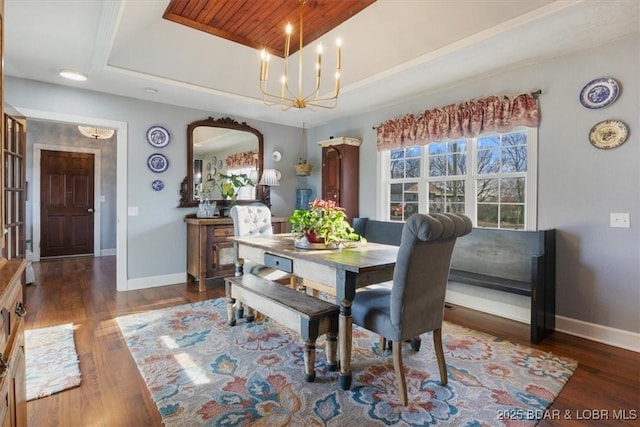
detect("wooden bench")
[353,218,556,344]
[224,274,339,382]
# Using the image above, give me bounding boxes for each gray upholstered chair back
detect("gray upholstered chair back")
[390,213,472,341]
[229,204,273,238]
[351,212,471,405]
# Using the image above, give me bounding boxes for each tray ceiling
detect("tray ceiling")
[163,0,376,57]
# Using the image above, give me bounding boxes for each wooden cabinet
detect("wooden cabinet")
[318,137,361,222]
[1,0,5,256]
[3,107,26,260]
[184,215,287,292]
[0,259,26,427]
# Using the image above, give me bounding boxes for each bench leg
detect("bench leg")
[304,339,317,382]
[226,297,237,326]
[245,306,255,322]
[410,337,421,352]
[236,302,244,320]
[326,331,338,371]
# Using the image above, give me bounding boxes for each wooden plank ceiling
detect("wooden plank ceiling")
[163,0,376,58]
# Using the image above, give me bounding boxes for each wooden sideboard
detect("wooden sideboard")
[0,259,26,427]
[185,215,288,292]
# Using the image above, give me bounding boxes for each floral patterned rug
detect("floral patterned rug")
[116,299,576,426]
[25,323,81,401]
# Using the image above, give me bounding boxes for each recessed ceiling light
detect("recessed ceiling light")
[144,87,159,94]
[59,69,87,81]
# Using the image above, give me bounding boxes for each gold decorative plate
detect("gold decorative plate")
[589,120,628,149]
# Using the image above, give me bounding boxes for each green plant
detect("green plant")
[218,173,253,200]
[288,199,364,245]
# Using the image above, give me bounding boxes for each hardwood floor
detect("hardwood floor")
[25,256,639,426]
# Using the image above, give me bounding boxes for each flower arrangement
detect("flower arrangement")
[288,199,364,246]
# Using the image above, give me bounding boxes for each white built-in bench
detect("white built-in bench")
[225,274,339,382]
[353,218,556,344]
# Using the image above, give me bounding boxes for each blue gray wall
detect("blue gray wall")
[306,34,639,335]
[5,78,301,279]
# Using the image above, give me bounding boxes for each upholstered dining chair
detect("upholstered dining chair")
[351,212,472,406]
[230,203,295,284]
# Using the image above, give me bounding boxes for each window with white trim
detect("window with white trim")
[380,127,537,230]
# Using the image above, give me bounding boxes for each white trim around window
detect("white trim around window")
[377,127,538,230]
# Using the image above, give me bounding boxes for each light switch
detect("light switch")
[610,213,630,228]
[128,206,139,216]
[100,195,106,202]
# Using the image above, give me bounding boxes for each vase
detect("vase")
[304,231,325,244]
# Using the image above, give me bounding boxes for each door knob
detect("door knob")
[88,208,94,213]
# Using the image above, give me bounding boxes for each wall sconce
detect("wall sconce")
[259,169,281,208]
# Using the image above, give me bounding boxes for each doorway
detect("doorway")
[40,149,95,257]
[18,107,127,291]
[34,144,102,259]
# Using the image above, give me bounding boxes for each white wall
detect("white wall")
[307,34,640,339]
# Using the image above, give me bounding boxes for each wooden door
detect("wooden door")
[40,150,94,257]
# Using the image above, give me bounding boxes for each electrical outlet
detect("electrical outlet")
[128,206,139,217]
[610,213,630,228]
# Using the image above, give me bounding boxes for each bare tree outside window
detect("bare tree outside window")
[386,130,531,229]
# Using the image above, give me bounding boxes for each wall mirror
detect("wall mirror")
[179,117,264,208]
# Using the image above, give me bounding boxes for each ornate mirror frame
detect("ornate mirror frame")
[179,117,264,208]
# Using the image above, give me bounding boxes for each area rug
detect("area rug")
[25,323,81,401]
[116,299,577,426]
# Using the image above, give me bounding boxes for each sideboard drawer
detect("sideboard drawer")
[211,226,235,240]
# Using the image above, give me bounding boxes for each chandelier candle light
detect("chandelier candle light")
[259,0,341,110]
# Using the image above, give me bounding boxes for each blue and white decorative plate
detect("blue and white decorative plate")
[579,77,619,109]
[151,179,164,191]
[147,153,169,173]
[146,125,171,148]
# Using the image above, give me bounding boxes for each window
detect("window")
[379,128,537,230]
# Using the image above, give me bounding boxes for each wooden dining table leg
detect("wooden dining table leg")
[337,271,356,390]
[338,303,353,390]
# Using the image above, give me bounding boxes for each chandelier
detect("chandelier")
[259,0,341,110]
[77,126,115,140]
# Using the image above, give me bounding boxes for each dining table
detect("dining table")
[231,233,399,390]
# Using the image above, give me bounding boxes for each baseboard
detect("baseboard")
[555,315,640,353]
[100,248,116,256]
[446,281,530,324]
[446,282,640,353]
[126,272,186,291]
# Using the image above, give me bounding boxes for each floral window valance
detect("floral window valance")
[225,151,258,169]
[375,92,539,151]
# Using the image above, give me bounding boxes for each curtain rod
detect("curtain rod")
[371,90,542,130]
